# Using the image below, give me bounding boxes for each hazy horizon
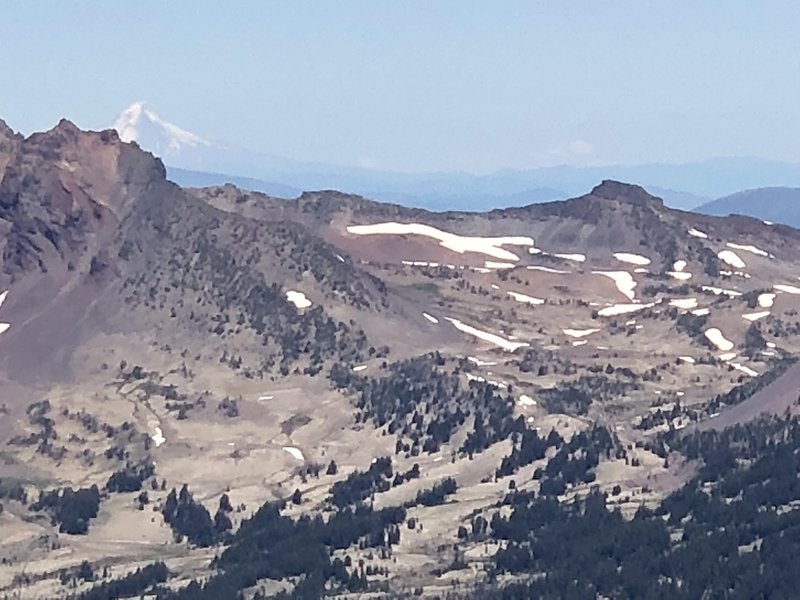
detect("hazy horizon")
[3,1,800,174]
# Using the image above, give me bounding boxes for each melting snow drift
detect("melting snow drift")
[445,318,529,352]
[346,222,535,261]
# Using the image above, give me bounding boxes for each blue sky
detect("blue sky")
[2,1,799,172]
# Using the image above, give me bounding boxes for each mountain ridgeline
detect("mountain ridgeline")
[3,119,800,599]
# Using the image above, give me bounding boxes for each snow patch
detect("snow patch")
[702,286,742,297]
[673,260,687,272]
[704,328,734,352]
[507,291,545,305]
[775,284,800,295]
[553,253,586,263]
[283,446,305,461]
[669,298,698,310]
[572,340,588,347]
[614,252,651,266]
[597,303,655,317]
[346,222,534,261]
[758,293,776,308]
[730,363,758,377]
[485,261,515,269]
[678,356,696,364]
[688,228,708,239]
[352,365,368,372]
[718,250,746,269]
[726,242,771,258]
[445,318,529,352]
[563,328,600,338]
[527,265,568,274]
[743,311,770,322]
[151,427,166,448]
[593,271,637,301]
[668,271,693,281]
[286,290,312,309]
[692,308,711,316]
[423,312,439,324]
[518,394,536,407]
[467,356,497,366]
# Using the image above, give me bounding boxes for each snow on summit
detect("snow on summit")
[113,102,210,155]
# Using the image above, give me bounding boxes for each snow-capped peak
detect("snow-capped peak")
[113,102,210,157]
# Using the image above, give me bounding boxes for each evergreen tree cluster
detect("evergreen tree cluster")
[31,485,101,535]
[163,500,406,599]
[336,354,519,458]
[481,414,800,599]
[73,562,169,600]
[161,485,217,547]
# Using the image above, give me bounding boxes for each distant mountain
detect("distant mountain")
[167,166,302,198]
[696,187,800,227]
[112,103,800,213]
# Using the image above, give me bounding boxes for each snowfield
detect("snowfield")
[445,317,529,352]
[614,252,651,266]
[704,328,734,352]
[593,271,637,301]
[507,291,545,305]
[346,222,535,261]
[717,250,746,269]
[286,290,312,309]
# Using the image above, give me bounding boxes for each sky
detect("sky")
[1,1,799,173]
